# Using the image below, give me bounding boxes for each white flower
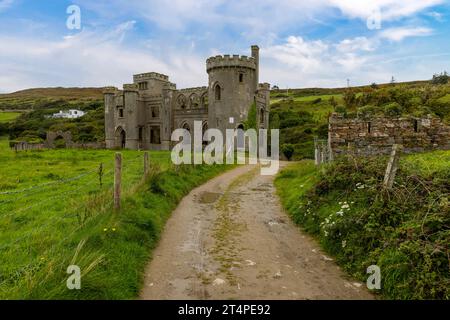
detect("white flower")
[341,204,350,209]
[342,240,347,248]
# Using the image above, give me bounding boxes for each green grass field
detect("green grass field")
[0,137,231,299]
[0,112,21,123]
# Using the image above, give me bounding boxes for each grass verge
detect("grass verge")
[275,152,450,299]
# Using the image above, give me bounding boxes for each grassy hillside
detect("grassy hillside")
[0,88,105,144]
[275,150,450,299]
[270,81,450,160]
[0,112,21,123]
[0,137,231,299]
[0,87,104,111]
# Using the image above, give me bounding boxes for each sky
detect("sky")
[0,0,449,93]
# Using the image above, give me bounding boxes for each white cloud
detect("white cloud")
[380,27,433,41]
[78,0,444,36]
[327,0,444,20]
[0,0,14,12]
[0,23,206,92]
[427,11,444,22]
[263,36,328,72]
[336,37,376,53]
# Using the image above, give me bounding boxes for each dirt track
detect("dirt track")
[140,164,373,300]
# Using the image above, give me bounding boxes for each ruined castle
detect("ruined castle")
[104,45,270,150]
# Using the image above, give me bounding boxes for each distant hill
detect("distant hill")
[0,87,104,111]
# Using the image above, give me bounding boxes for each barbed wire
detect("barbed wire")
[0,169,99,195]
[0,173,113,220]
[0,154,145,289]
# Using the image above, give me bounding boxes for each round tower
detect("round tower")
[207,46,258,133]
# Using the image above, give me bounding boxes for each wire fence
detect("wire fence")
[0,151,152,289]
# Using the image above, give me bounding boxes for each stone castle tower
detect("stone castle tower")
[104,45,270,150]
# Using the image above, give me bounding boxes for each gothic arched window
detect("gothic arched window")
[215,84,221,101]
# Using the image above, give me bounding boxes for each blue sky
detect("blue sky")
[0,0,449,92]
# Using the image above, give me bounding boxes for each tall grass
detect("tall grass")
[0,137,231,299]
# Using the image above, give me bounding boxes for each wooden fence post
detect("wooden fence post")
[383,144,403,189]
[144,152,149,178]
[114,153,122,211]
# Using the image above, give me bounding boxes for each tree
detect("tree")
[270,113,280,130]
[243,102,257,130]
[431,71,449,85]
[281,143,294,161]
[371,82,378,89]
[343,90,356,108]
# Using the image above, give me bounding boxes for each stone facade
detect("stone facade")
[104,45,270,150]
[328,113,450,157]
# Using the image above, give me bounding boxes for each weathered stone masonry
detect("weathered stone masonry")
[104,45,270,150]
[328,113,450,157]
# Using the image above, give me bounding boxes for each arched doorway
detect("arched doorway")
[236,124,245,150]
[54,136,66,149]
[115,127,126,149]
[202,122,208,147]
[182,122,190,133]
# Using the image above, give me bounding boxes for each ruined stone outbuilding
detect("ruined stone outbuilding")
[104,45,270,150]
[328,113,450,158]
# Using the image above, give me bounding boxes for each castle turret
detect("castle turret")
[207,46,258,133]
[251,45,259,90]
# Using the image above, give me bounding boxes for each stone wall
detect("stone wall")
[328,113,450,157]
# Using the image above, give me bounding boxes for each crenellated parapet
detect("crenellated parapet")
[258,83,271,91]
[206,54,256,72]
[103,86,118,94]
[133,72,169,82]
[123,83,138,92]
[178,86,208,92]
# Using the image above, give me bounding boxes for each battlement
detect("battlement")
[258,83,271,90]
[177,86,208,93]
[164,83,177,90]
[103,86,118,94]
[123,83,138,91]
[133,72,169,82]
[206,54,256,72]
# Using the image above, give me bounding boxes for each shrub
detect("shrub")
[278,155,450,299]
[281,143,295,160]
[383,102,403,117]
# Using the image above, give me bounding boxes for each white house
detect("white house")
[52,109,86,119]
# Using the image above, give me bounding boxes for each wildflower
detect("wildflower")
[324,230,329,237]
[341,204,350,209]
[103,228,108,232]
[336,211,344,216]
[112,228,116,232]
[342,240,347,248]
